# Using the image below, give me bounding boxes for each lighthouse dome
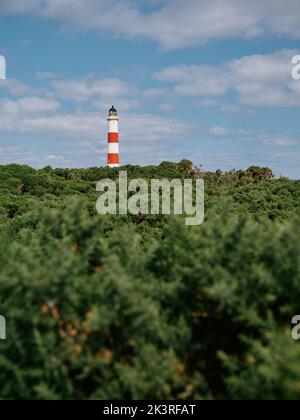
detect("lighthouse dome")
[109,106,118,116]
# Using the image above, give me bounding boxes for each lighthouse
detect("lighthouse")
[107,106,120,168]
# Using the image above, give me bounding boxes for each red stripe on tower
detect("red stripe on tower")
[107,106,120,168]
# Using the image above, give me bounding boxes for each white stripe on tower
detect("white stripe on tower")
[107,106,120,168]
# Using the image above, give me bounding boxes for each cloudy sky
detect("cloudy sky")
[1,0,300,177]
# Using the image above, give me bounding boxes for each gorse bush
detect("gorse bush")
[0,162,299,400]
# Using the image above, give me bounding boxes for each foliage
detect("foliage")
[0,162,299,400]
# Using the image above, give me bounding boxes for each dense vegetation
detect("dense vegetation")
[0,160,299,400]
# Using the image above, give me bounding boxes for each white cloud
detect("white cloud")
[48,77,140,112]
[0,0,40,14]
[208,126,258,138]
[0,78,30,96]
[155,49,300,107]
[45,154,71,163]
[209,127,232,137]
[1,0,300,49]
[197,99,219,108]
[0,97,60,114]
[36,72,61,80]
[51,77,134,102]
[143,88,170,99]
[123,113,186,142]
[155,65,230,96]
[159,103,176,112]
[263,137,299,147]
[0,146,30,158]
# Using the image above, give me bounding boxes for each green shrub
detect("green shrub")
[0,163,299,400]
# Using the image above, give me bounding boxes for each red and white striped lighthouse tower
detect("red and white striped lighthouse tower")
[107,106,120,168]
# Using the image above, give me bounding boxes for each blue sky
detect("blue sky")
[0,0,300,178]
